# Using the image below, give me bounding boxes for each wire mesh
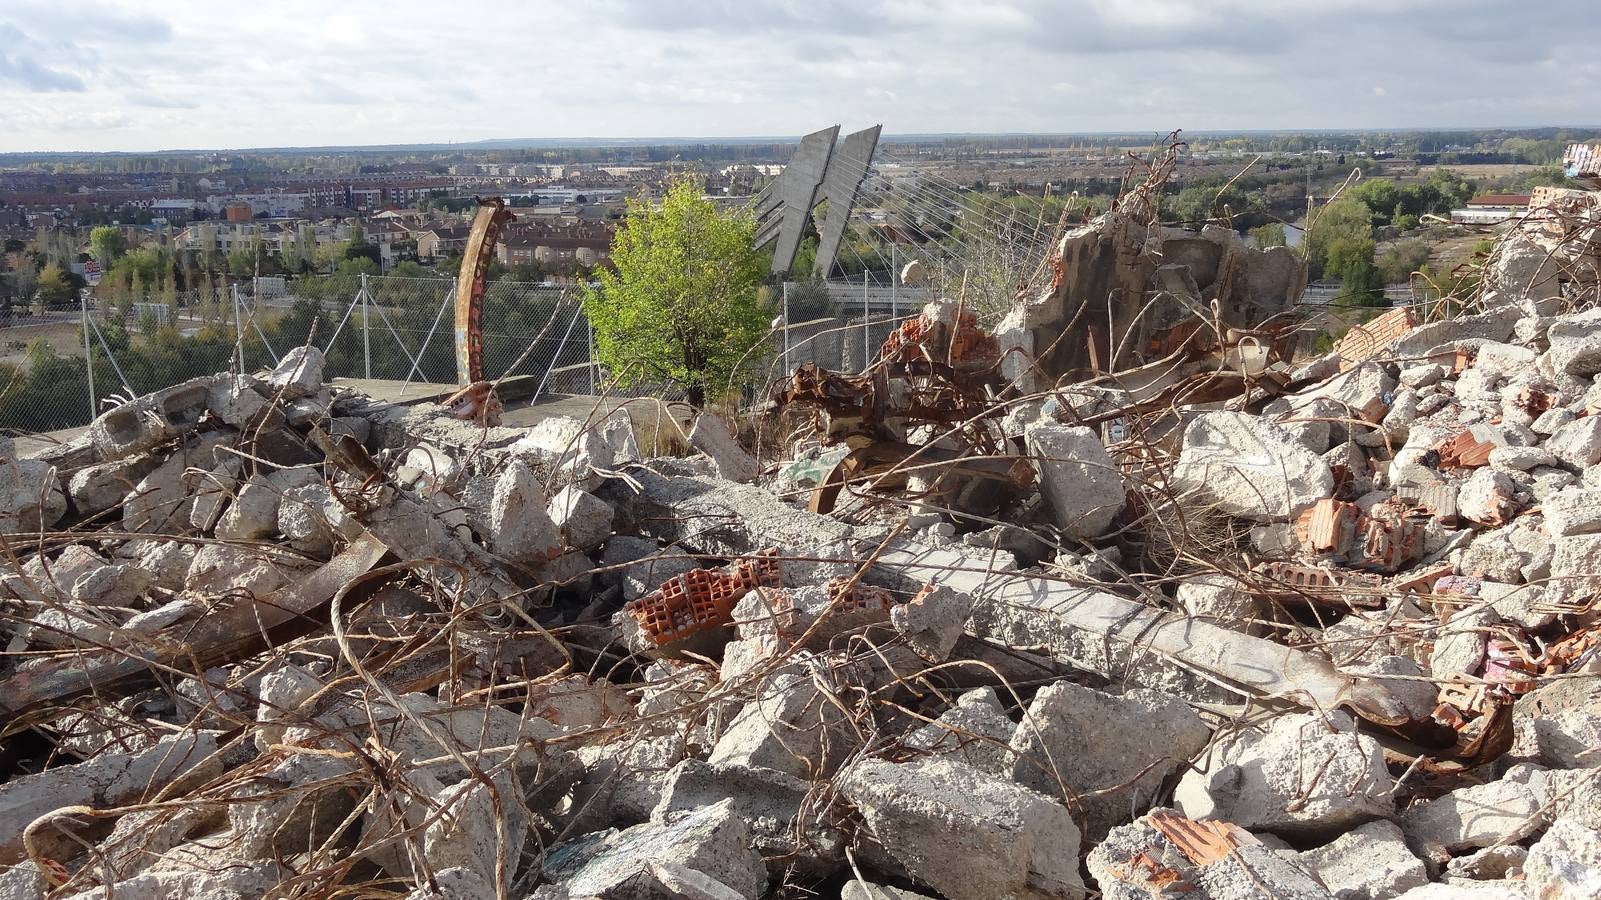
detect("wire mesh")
[0,274,690,438]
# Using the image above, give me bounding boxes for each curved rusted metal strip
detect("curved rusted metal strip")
[454,197,516,385]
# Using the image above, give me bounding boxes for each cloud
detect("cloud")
[0,51,85,91]
[0,24,86,91]
[0,0,1598,152]
[128,93,200,109]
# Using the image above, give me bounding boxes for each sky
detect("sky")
[1,0,1598,153]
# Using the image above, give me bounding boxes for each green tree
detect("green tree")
[1327,236,1384,306]
[36,263,75,308]
[1303,197,1373,280]
[584,178,768,407]
[1249,223,1287,249]
[1377,239,1432,285]
[89,226,127,268]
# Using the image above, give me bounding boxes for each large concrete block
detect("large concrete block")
[1296,820,1427,900]
[1024,421,1125,538]
[268,345,324,398]
[88,376,215,459]
[707,667,858,779]
[487,458,561,566]
[1088,809,1330,900]
[1171,411,1335,521]
[688,413,760,484]
[653,758,844,877]
[840,756,1085,900]
[1400,765,1545,855]
[1012,680,1212,840]
[0,734,218,865]
[1175,711,1393,839]
[542,798,768,900]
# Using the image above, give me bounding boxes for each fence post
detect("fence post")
[231,283,244,373]
[781,281,791,372]
[80,293,96,421]
[359,272,371,380]
[586,313,597,395]
[862,270,869,368]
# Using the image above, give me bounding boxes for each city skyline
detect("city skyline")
[2,0,1598,153]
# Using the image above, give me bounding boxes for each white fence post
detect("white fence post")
[359,272,372,380]
[81,293,96,421]
[781,280,791,372]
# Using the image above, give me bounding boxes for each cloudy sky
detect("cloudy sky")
[1,0,1596,152]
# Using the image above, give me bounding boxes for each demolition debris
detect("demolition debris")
[3,139,1601,900]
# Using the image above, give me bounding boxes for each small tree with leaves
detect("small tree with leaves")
[584,178,768,408]
[89,226,127,269]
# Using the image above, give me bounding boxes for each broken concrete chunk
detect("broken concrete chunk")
[206,373,271,428]
[186,543,298,597]
[1489,445,1558,472]
[1544,487,1601,536]
[124,432,229,534]
[221,750,360,863]
[1443,844,1528,882]
[1545,416,1601,469]
[0,733,219,865]
[1458,467,1517,526]
[1544,533,1601,608]
[1174,710,1393,839]
[1400,764,1545,855]
[0,452,65,535]
[1341,656,1439,721]
[1523,817,1601,900]
[707,667,857,779]
[1176,573,1270,633]
[1282,361,1398,424]
[889,582,974,661]
[510,414,616,488]
[1011,680,1211,840]
[214,472,281,541]
[1525,708,1601,769]
[277,481,335,555]
[268,345,324,399]
[842,756,1085,900]
[486,458,561,566]
[188,457,243,533]
[548,485,615,551]
[688,412,760,484]
[544,798,769,900]
[1430,606,1496,680]
[399,442,459,494]
[1087,808,1330,900]
[1296,819,1427,900]
[1545,307,1601,377]
[58,861,286,900]
[903,686,1017,777]
[868,538,1018,599]
[69,453,162,518]
[653,758,844,877]
[1024,421,1125,538]
[1171,411,1335,521]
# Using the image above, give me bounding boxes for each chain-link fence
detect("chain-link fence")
[776,277,929,374]
[0,274,684,438]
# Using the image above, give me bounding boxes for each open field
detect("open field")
[1416,163,1537,179]
[0,316,93,366]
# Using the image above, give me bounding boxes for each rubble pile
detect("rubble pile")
[3,151,1601,900]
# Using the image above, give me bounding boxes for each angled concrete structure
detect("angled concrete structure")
[755,126,838,276]
[811,125,882,279]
